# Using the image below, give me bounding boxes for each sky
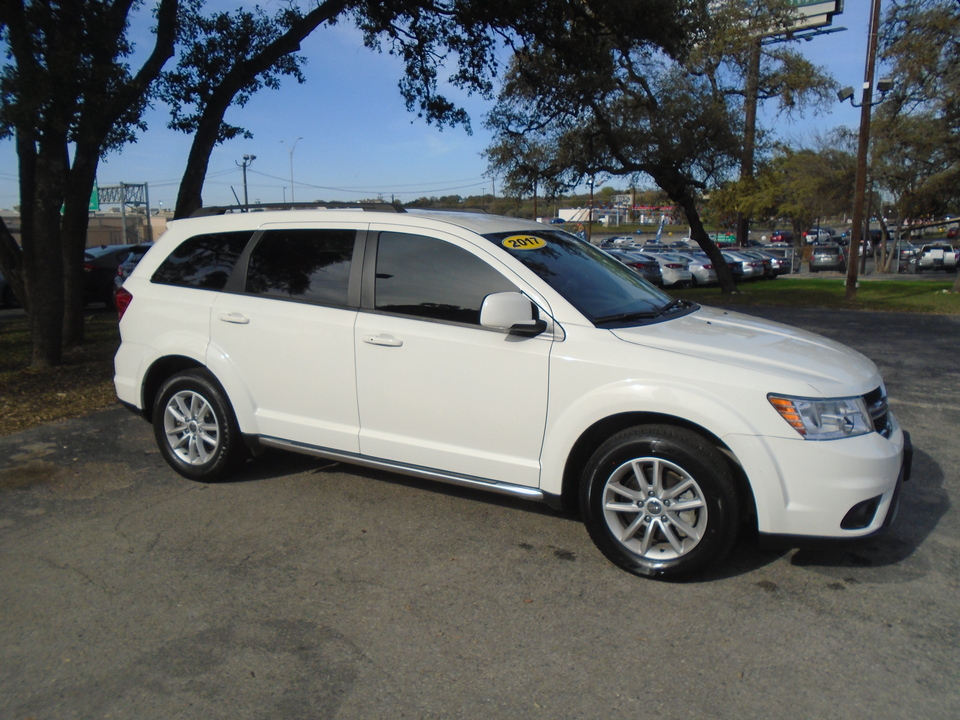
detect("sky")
[0,0,885,212]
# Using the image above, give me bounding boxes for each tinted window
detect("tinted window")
[375,233,516,324]
[246,229,356,306]
[483,229,672,325]
[152,232,251,290]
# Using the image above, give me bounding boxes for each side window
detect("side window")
[152,231,251,290]
[245,229,356,306]
[374,232,516,325]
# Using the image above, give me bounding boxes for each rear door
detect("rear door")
[208,224,364,451]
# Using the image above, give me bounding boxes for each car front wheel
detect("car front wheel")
[580,425,739,578]
[153,369,245,482]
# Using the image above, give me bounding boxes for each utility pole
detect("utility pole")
[844,0,882,302]
[736,39,761,248]
[237,155,256,210]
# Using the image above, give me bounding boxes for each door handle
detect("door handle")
[362,334,403,347]
[218,312,250,324]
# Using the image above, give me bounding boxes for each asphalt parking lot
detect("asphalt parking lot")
[1,305,958,719]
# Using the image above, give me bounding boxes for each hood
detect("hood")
[611,305,880,396]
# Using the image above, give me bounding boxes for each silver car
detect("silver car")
[632,251,694,288]
[666,252,718,287]
[721,250,762,280]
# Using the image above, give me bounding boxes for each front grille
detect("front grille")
[864,386,891,437]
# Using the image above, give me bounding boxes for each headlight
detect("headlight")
[768,394,874,440]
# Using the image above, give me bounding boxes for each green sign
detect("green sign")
[89,181,100,212]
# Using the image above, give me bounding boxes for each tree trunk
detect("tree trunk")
[672,186,737,294]
[62,149,102,346]
[21,134,69,367]
[173,109,223,218]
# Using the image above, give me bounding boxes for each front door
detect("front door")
[354,230,553,488]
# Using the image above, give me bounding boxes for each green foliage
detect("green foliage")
[161,4,307,143]
[712,139,857,234]
[873,0,960,218]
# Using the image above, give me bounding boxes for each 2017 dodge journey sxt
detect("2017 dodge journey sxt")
[114,205,911,578]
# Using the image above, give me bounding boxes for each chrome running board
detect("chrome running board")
[258,436,545,502]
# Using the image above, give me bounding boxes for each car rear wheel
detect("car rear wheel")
[153,369,245,482]
[580,425,739,578]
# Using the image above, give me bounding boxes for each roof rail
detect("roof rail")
[190,201,406,218]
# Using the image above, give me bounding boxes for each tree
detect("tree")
[165,1,346,218]
[869,0,959,290]
[0,0,180,365]
[0,0,519,364]
[483,133,558,219]
[714,136,858,243]
[483,1,835,293]
[166,0,554,218]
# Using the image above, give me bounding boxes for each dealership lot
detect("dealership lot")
[1,306,958,719]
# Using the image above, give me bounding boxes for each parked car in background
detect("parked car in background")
[804,227,835,244]
[809,245,847,273]
[84,243,152,307]
[914,243,958,273]
[600,236,641,248]
[721,250,763,280]
[737,250,776,279]
[0,271,21,308]
[637,251,694,288]
[605,249,663,286]
[768,229,794,244]
[112,243,154,303]
[668,252,718,287]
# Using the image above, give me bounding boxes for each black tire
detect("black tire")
[580,425,739,579]
[152,369,245,482]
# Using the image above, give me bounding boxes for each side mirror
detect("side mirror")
[480,292,547,337]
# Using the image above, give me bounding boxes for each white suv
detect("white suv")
[114,205,911,578]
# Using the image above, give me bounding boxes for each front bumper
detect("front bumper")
[727,419,910,540]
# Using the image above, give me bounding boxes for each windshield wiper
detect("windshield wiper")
[595,300,694,326]
[594,309,659,324]
[656,299,684,316]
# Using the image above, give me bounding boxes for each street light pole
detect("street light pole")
[283,137,302,203]
[845,0,883,302]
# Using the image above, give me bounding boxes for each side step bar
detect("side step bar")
[258,436,546,503]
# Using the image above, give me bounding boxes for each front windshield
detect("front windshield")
[484,229,680,326]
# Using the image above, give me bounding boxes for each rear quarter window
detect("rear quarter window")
[152,231,252,290]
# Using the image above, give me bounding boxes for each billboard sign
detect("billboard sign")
[784,1,843,33]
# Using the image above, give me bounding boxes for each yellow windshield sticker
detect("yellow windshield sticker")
[503,235,547,250]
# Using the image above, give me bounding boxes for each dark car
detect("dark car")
[769,229,794,244]
[0,271,22,308]
[112,243,154,303]
[84,244,151,306]
[606,249,664,286]
[809,245,847,273]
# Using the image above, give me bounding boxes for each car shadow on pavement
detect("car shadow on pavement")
[788,445,949,576]
[217,443,947,584]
